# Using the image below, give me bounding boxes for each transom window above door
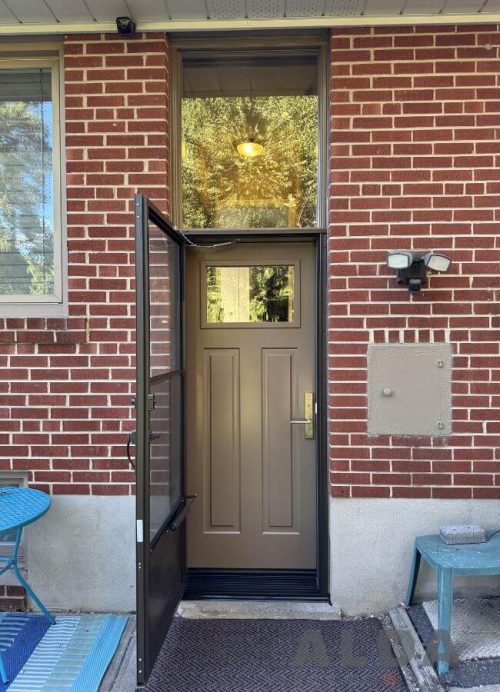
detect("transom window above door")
[180,50,320,230]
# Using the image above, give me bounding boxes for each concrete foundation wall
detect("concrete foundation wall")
[25,495,135,612]
[14,489,500,616]
[330,497,500,616]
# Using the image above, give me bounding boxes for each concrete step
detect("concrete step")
[177,599,342,620]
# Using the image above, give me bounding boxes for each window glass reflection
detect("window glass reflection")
[206,265,294,324]
[181,54,319,229]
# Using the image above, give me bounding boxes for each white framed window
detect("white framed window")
[0,473,27,562]
[0,54,65,317]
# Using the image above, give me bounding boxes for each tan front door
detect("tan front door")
[186,242,317,570]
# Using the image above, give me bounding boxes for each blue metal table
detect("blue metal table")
[405,531,500,676]
[0,486,55,684]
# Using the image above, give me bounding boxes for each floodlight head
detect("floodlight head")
[424,253,452,273]
[387,251,413,270]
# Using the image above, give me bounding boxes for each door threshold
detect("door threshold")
[177,599,340,620]
[185,568,326,600]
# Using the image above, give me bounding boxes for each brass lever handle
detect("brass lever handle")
[291,393,315,439]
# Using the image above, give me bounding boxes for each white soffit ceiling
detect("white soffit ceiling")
[0,0,499,34]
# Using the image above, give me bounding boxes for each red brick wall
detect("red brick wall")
[0,32,170,496]
[2,26,499,504]
[0,585,25,611]
[328,25,500,500]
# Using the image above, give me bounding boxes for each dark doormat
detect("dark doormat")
[409,604,500,688]
[145,617,407,691]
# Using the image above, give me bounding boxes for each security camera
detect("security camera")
[116,16,136,35]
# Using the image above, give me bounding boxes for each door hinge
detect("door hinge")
[148,393,156,411]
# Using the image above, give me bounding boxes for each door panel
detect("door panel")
[262,348,296,531]
[186,242,316,572]
[135,195,187,687]
[204,349,241,532]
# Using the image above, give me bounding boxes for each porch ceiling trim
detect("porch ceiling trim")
[0,13,500,36]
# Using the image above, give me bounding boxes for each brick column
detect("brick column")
[328,25,500,499]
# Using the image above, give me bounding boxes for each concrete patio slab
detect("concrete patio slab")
[423,598,500,662]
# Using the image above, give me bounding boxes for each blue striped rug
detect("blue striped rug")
[0,613,50,691]
[1,613,126,691]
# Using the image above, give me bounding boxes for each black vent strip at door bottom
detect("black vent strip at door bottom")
[184,569,322,600]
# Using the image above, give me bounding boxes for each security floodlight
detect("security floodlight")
[387,251,452,293]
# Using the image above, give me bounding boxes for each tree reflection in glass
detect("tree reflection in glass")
[182,95,318,230]
[0,68,54,296]
[206,265,294,324]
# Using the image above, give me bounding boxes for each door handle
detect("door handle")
[126,431,136,469]
[168,495,197,532]
[290,392,315,439]
[126,430,160,470]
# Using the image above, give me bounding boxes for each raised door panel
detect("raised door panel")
[262,348,298,532]
[203,349,241,532]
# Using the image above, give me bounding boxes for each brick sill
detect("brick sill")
[0,318,88,345]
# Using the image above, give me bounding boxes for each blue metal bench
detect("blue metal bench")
[405,531,500,675]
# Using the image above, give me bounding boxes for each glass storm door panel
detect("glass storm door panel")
[134,194,188,686]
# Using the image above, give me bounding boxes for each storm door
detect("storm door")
[134,194,191,686]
